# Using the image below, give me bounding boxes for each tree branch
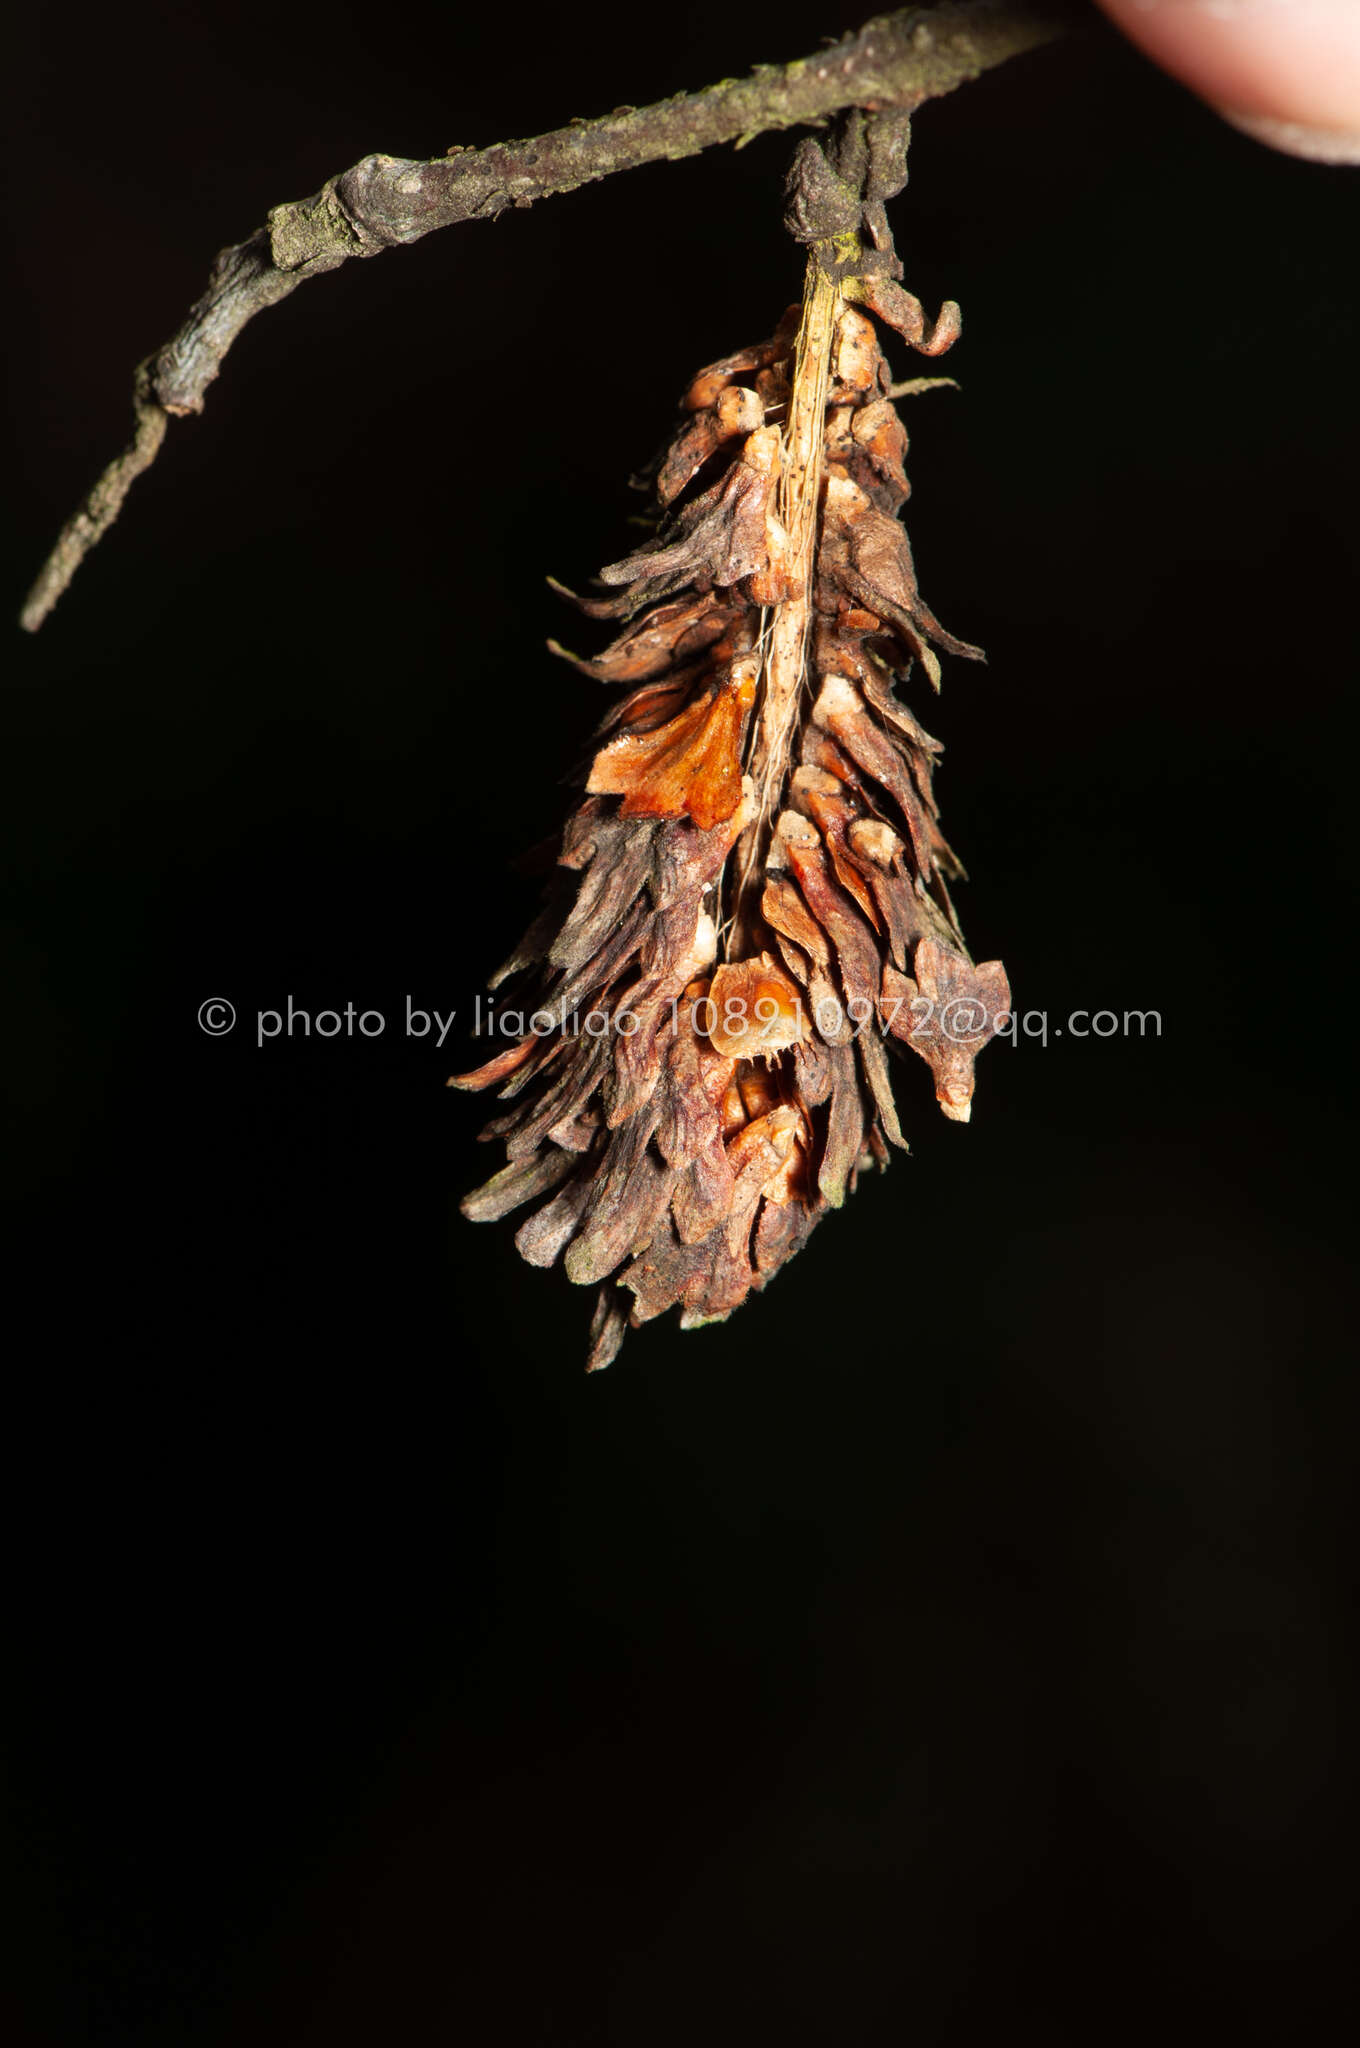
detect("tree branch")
[20,0,1074,632]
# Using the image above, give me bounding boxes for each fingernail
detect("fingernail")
[1216,106,1360,164]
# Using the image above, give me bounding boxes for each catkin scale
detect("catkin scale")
[454,133,1009,1368]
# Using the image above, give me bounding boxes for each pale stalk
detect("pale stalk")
[727,255,842,957]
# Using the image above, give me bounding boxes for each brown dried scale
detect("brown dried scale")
[454,208,1009,1370]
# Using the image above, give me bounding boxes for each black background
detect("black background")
[6,3,1357,2041]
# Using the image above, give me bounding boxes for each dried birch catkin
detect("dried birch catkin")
[452,116,1010,1369]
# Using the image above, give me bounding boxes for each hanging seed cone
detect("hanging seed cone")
[452,123,1010,1370]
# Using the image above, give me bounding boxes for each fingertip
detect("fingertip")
[1216,108,1360,166]
[1096,0,1360,162]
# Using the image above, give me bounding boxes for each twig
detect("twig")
[20,1,1074,631]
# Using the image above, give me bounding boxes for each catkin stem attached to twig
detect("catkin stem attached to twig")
[730,255,842,957]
